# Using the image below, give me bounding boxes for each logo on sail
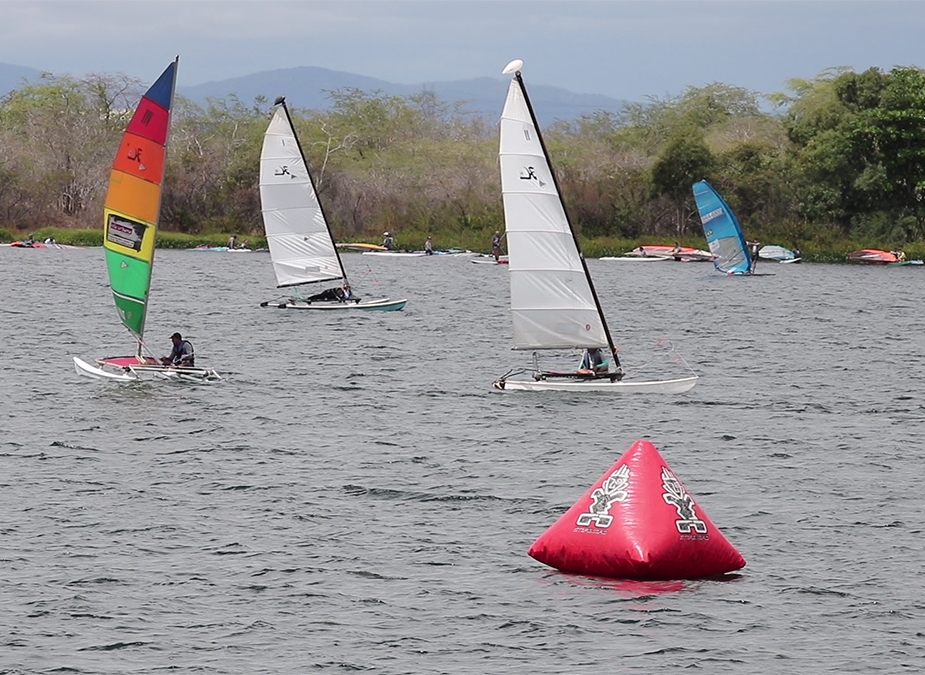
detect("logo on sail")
[106,213,148,252]
[519,166,546,188]
[576,464,630,528]
[661,467,707,536]
[701,207,723,224]
[275,165,297,179]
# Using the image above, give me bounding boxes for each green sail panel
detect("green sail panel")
[105,247,152,338]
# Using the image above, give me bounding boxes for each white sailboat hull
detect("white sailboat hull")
[599,256,670,262]
[73,357,221,382]
[267,297,407,311]
[492,374,698,393]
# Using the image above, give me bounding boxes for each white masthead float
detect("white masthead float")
[492,60,697,393]
[258,96,407,311]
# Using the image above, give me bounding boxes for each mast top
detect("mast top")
[502,59,523,75]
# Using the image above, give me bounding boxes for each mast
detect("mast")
[276,98,350,286]
[136,55,179,357]
[509,67,621,368]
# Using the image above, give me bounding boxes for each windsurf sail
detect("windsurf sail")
[848,249,899,264]
[499,67,613,353]
[103,59,178,344]
[692,180,751,275]
[260,99,346,288]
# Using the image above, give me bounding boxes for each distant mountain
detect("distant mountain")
[177,66,627,125]
[0,62,44,96]
[0,62,627,125]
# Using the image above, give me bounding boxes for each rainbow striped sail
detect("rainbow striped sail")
[103,59,177,344]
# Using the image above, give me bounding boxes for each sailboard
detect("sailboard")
[491,60,697,393]
[692,180,757,275]
[759,244,801,263]
[73,58,220,382]
[258,97,406,311]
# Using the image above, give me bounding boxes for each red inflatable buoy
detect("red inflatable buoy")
[528,439,746,580]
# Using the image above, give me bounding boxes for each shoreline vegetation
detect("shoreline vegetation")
[2,66,925,260]
[3,227,924,263]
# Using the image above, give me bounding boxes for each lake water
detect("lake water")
[2,248,924,673]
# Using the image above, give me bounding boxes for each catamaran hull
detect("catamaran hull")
[268,297,407,311]
[73,357,221,382]
[599,256,670,262]
[492,375,698,393]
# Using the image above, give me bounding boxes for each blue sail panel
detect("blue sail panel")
[693,180,751,275]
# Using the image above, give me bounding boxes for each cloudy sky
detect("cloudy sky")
[1,1,922,101]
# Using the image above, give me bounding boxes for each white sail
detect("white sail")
[499,78,608,350]
[260,106,343,288]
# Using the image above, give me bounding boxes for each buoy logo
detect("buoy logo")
[575,464,629,528]
[661,467,707,535]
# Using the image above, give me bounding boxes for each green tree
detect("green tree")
[650,130,715,235]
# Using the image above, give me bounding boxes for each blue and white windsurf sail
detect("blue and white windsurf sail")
[692,180,751,275]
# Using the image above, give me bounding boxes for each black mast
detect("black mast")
[511,70,621,369]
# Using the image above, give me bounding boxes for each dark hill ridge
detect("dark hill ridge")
[0,62,627,125]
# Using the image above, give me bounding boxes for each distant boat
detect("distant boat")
[362,247,474,257]
[336,242,387,252]
[258,97,406,311]
[759,245,801,263]
[847,249,920,266]
[490,59,697,394]
[6,240,80,249]
[73,58,220,382]
[602,245,713,262]
[693,180,756,275]
[471,254,509,265]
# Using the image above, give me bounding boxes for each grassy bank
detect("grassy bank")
[4,226,925,263]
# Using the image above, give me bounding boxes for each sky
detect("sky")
[1,0,923,102]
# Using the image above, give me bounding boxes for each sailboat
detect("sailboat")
[258,97,407,311]
[491,60,698,393]
[692,180,759,275]
[73,58,220,382]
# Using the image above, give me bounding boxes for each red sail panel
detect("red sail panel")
[125,96,171,146]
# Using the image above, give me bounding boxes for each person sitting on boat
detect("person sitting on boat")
[237,239,247,249]
[44,236,56,245]
[161,332,195,368]
[382,232,394,250]
[425,236,434,255]
[577,348,608,377]
[228,234,237,248]
[671,241,682,261]
[491,231,503,261]
[341,284,359,302]
[306,284,359,303]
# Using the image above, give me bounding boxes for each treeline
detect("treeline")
[1,65,925,251]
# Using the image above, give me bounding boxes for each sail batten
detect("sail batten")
[693,180,751,275]
[260,104,347,288]
[500,75,610,351]
[103,59,178,342]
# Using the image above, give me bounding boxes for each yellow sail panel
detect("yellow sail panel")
[104,170,161,226]
[104,208,156,263]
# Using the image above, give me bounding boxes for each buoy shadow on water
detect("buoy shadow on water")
[528,439,746,581]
